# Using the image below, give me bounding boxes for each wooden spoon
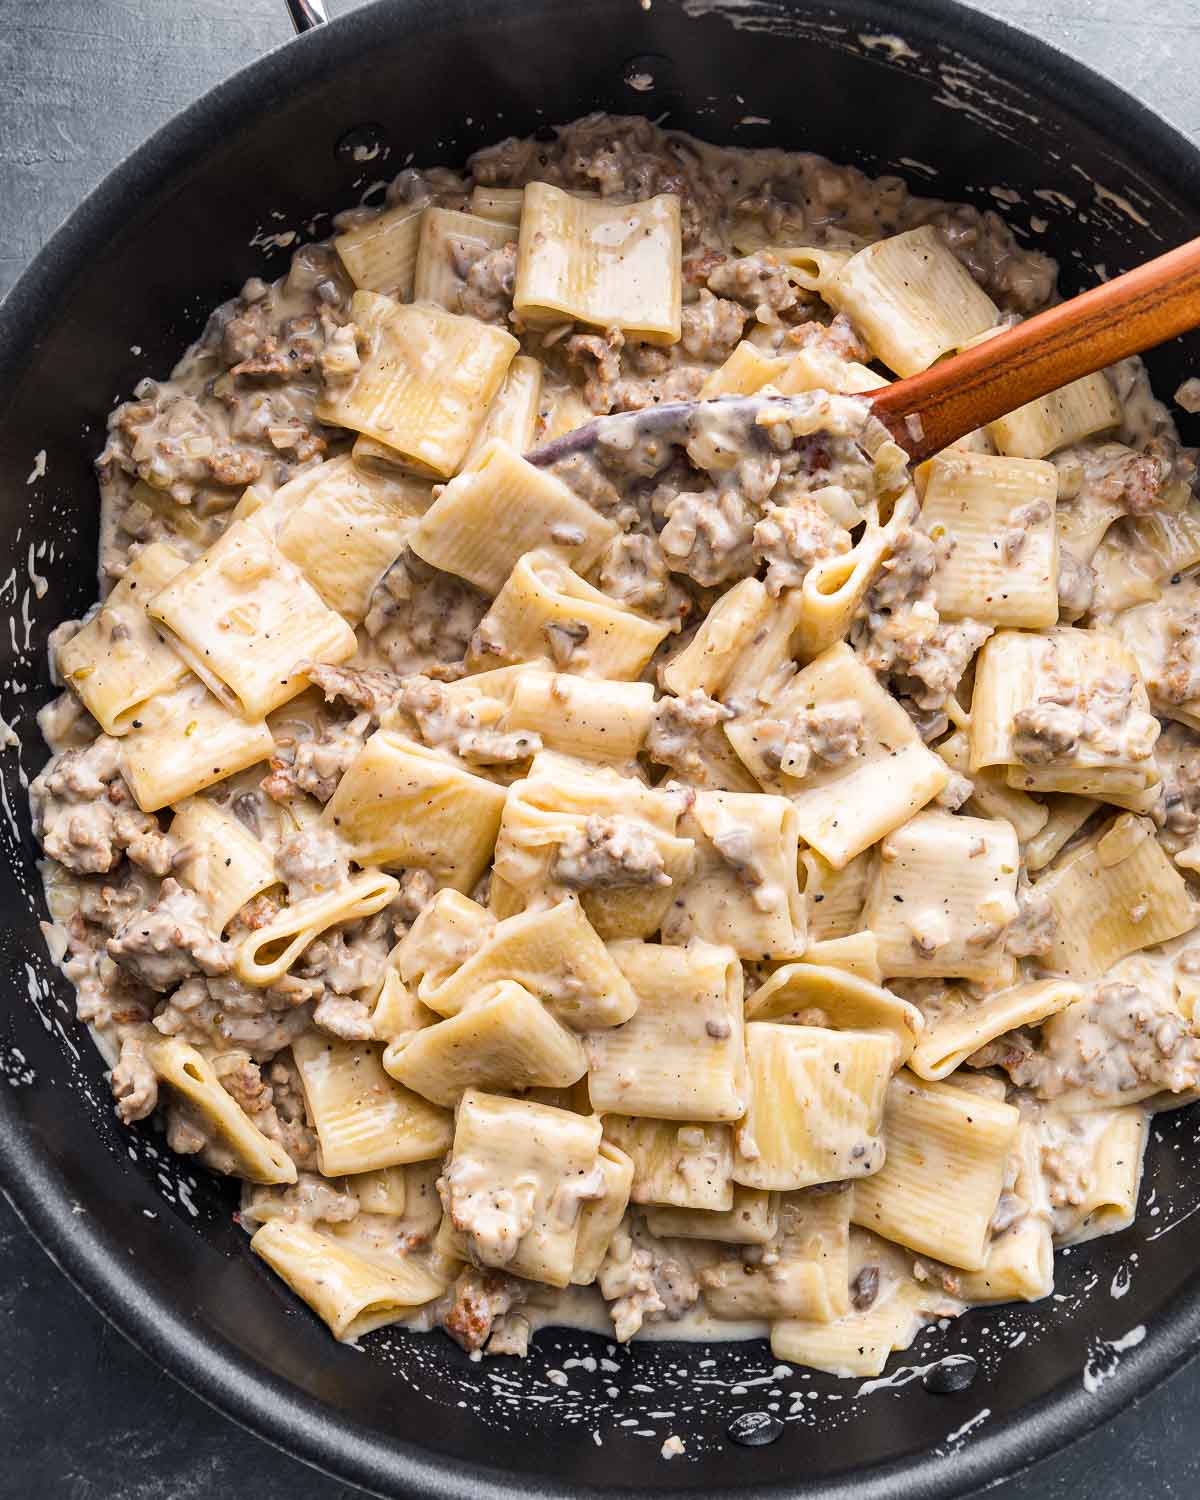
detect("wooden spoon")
[527,235,1200,469]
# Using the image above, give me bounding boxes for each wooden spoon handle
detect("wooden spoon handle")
[870,235,1200,463]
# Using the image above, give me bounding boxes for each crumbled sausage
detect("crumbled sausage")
[110,1032,159,1124]
[276,828,350,902]
[1005,886,1058,957]
[551,815,671,890]
[107,879,231,992]
[706,251,798,324]
[679,289,749,362]
[659,487,757,586]
[263,716,371,805]
[752,496,850,595]
[437,1268,526,1353]
[364,550,489,678]
[1011,665,1158,768]
[972,977,1200,1103]
[395,674,541,764]
[153,971,317,1062]
[753,700,864,779]
[460,242,518,324]
[646,691,735,781]
[31,737,178,877]
[597,1215,701,1342]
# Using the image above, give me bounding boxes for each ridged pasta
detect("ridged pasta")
[644,1186,778,1246]
[958,1124,1053,1303]
[463,354,543,468]
[147,520,357,719]
[119,675,274,812]
[571,1141,635,1285]
[700,341,791,398]
[919,449,1059,628]
[291,1032,452,1174]
[1024,794,1099,873]
[169,795,278,932]
[439,1089,604,1287]
[505,672,655,761]
[514,182,682,344]
[662,790,806,959]
[818,227,998,377]
[250,1218,446,1340]
[790,508,900,662]
[701,1187,851,1322]
[334,203,426,299]
[315,291,517,479]
[586,940,746,1121]
[269,453,428,623]
[726,641,950,868]
[321,730,507,890]
[467,549,670,679]
[908,977,1082,1081]
[800,847,872,941]
[469,185,524,225]
[1030,814,1196,978]
[851,1071,1020,1271]
[493,751,693,941]
[413,207,514,310]
[396,890,496,992]
[234,869,399,987]
[745,964,923,1063]
[371,969,438,1045]
[383,979,588,1105]
[658,577,774,700]
[146,1036,296,1184]
[603,1116,734,1212]
[1052,1108,1149,1245]
[800,932,882,984]
[409,440,616,594]
[733,1023,897,1192]
[970,627,1161,809]
[415,897,639,1030]
[936,730,1049,844]
[988,371,1121,459]
[57,542,189,734]
[770,1270,941,1378]
[861,810,1020,984]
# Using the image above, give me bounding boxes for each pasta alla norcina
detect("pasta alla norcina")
[30,114,1200,1381]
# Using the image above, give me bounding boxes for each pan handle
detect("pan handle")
[285,0,329,31]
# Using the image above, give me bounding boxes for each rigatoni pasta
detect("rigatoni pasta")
[147,520,357,719]
[334,202,426,299]
[514,182,682,344]
[919,450,1059,628]
[409,441,616,594]
[733,1022,897,1192]
[291,1032,452,1174]
[37,111,1200,1390]
[814,226,999,377]
[467,549,670,679]
[251,1218,447,1340]
[315,291,517,478]
[57,542,190,734]
[726,641,950,867]
[851,1072,1020,1270]
[586,939,746,1120]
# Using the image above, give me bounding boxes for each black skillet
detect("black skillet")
[1,1,1199,1496]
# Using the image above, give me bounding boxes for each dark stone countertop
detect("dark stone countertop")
[2,1,1199,1495]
